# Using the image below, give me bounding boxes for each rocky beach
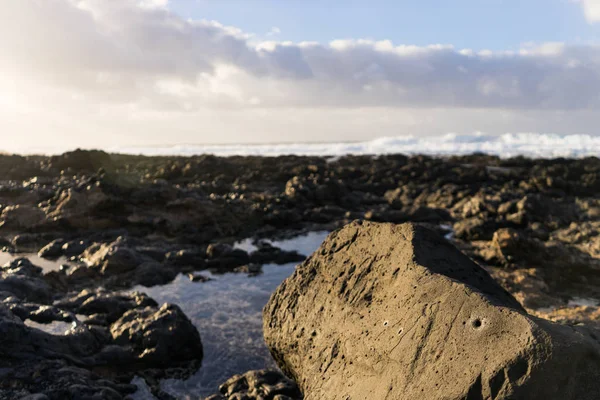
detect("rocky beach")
[0,149,599,399]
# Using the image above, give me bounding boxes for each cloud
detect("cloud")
[2,0,600,112]
[580,0,600,22]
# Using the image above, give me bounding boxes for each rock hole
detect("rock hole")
[472,318,482,329]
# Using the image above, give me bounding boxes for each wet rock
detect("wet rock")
[2,257,43,277]
[38,239,66,259]
[56,289,157,324]
[265,221,600,400]
[0,259,52,303]
[234,264,263,276]
[165,248,206,268]
[249,243,305,265]
[110,303,203,367]
[206,243,250,270]
[188,272,212,283]
[207,369,302,400]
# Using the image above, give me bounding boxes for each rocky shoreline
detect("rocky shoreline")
[0,149,598,399]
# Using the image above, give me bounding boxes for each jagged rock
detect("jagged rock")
[264,221,600,400]
[206,369,302,400]
[55,289,157,324]
[0,289,202,399]
[82,237,146,275]
[0,258,52,303]
[61,239,90,257]
[110,303,203,367]
[38,239,66,259]
[2,258,43,277]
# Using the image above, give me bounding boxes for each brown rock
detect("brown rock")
[264,221,600,400]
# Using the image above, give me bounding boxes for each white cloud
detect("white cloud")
[1,0,600,149]
[581,0,600,22]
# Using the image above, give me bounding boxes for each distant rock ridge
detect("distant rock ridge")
[264,221,600,400]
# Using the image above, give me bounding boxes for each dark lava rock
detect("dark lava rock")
[0,258,52,303]
[135,261,178,287]
[0,289,203,399]
[61,239,89,257]
[38,239,66,259]
[234,264,263,276]
[82,237,147,275]
[110,303,203,367]
[188,272,212,283]
[49,149,113,173]
[56,289,158,324]
[165,248,206,268]
[0,205,46,231]
[206,243,250,270]
[249,242,305,265]
[264,221,600,400]
[206,369,302,400]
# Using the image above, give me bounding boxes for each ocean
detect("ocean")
[7,133,600,158]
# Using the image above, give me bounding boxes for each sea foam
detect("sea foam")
[113,133,600,159]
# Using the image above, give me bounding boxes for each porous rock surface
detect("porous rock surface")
[264,221,600,400]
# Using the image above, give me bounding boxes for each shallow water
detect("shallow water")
[567,297,600,307]
[0,252,68,273]
[24,319,74,335]
[132,231,330,398]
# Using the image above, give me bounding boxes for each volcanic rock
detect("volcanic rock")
[264,221,600,400]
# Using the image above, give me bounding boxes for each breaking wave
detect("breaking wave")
[114,133,600,158]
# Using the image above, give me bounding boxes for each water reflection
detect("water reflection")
[134,231,329,398]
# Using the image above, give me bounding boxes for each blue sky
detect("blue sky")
[169,0,597,50]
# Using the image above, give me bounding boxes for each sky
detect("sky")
[2,0,600,153]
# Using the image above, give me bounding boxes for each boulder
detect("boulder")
[38,239,66,259]
[0,258,52,303]
[264,221,600,400]
[110,303,203,367]
[82,237,146,275]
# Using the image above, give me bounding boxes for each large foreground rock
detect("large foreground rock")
[264,221,600,400]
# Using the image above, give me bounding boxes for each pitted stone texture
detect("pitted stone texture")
[264,221,600,400]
